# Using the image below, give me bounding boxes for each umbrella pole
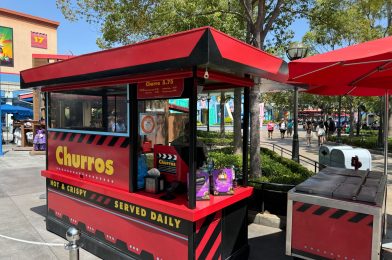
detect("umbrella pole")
[337,96,342,142]
[384,90,388,176]
[384,90,389,236]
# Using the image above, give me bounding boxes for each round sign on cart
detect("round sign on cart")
[140,115,156,135]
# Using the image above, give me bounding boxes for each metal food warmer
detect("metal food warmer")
[286,167,386,260]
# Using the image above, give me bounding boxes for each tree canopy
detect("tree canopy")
[57,0,247,48]
[304,0,392,52]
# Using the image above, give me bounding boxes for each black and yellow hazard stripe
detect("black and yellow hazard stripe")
[294,201,373,227]
[48,131,130,148]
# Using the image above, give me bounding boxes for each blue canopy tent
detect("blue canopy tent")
[0,104,33,148]
[0,104,33,119]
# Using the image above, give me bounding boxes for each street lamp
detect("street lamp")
[286,42,308,162]
[286,42,308,61]
[198,94,211,132]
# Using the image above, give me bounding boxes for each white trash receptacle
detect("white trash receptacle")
[330,148,372,170]
[319,145,352,167]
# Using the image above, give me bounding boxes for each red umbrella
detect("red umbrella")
[288,36,392,177]
[289,35,392,93]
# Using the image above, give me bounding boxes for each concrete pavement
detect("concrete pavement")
[0,145,99,260]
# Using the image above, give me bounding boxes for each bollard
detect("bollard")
[65,227,81,260]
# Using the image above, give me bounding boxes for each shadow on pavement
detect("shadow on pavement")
[30,205,47,218]
[248,231,292,260]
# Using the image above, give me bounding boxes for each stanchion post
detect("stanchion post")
[65,227,81,260]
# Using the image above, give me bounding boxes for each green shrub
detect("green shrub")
[198,137,233,146]
[260,148,313,178]
[329,135,391,150]
[208,151,242,169]
[211,147,234,154]
[257,153,312,185]
[197,130,234,139]
[209,146,313,186]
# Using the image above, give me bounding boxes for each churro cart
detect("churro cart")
[286,167,386,260]
[20,27,287,260]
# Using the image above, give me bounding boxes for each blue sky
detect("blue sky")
[1,1,308,56]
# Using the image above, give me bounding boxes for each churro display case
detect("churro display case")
[20,27,287,260]
[286,167,386,260]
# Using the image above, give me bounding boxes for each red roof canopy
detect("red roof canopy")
[21,27,287,89]
[289,36,392,96]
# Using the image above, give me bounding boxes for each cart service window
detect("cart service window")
[136,98,209,194]
[48,85,128,135]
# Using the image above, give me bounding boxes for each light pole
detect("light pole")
[337,96,342,142]
[207,93,210,132]
[286,42,308,162]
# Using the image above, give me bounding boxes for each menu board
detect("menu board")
[137,78,184,99]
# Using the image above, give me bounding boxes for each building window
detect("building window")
[48,85,128,134]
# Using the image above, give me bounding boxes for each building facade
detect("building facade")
[0,8,62,126]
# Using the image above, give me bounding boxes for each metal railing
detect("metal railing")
[262,143,323,173]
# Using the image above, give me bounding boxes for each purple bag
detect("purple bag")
[195,169,210,200]
[212,168,234,196]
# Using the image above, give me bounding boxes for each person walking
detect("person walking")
[279,118,287,139]
[324,120,329,139]
[328,118,336,136]
[305,120,312,147]
[267,120,275,139]
[287,119,293,137]
[316,120,326,146]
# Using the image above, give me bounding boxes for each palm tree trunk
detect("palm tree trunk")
[250,84,261,178]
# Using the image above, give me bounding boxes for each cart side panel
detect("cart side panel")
[46,179,189,260]
[221,198,249,259]
[194,210,222,260]
[47,131,130,191]
[291,201,373,260]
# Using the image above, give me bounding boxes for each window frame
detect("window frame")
[46,84,130,137]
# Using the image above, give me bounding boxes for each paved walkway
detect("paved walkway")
[260,127,391,172]
[0,145,99,260]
